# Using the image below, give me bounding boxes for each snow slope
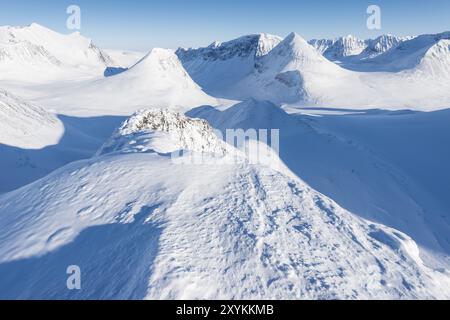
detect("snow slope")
[179,31,450,110]
[0,109,449,299]
[226,33,381,107]
[0,23,115,81]
[0,89,123,194]
[176,33,282,96]
[32,48,218,116]
[0,89,62,149]
[189,100,450,271]
[345,32,450,72]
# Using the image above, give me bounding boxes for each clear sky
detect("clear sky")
[1,0,449,51]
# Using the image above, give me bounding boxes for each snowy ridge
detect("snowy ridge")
[0,110,449,299]
[178,31,450,109]
[98,109,227,156]
[0,23,115,80]
[361,35,413,59]
[309,35,366,60]
[357,31,450,72]
[176,34,282,96]
[231,32,363,105]
[42,48,218,116]
[0,40,61,66]
[411,39,450,77]
[176,33,282,62]
[0,89,62,149]
[309,34,411,61]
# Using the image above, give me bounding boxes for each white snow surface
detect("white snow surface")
[0,23,115,81]
[1,24,450,300]
[180,32,450,110]
[4,48,218,116]
[1,108,449,299]
[0,89,63,149]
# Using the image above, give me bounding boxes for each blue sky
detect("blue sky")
[0,0,449,51]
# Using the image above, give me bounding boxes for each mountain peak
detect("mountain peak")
[129,48,182,74]
[176,33,281,63]
[284,32,307,44]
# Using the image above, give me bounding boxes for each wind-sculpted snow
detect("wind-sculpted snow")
[0,111,449,299]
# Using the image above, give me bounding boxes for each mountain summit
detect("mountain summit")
[0,23,115,80]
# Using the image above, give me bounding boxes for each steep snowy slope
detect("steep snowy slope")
[412,39,450,77]
[176,33,282,96]
[0,23,115,80]
[37,48,218,115]
[0,89,62,149]
[228,33,379,106]
[349,32,450,72]
[177,31,450,110]
[189,100,450,270]
[0,109,449,299]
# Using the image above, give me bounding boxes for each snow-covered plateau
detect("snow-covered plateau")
[1,23,450,300]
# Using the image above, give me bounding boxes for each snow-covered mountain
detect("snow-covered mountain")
[0,89,62,149]
[0,23,115,80]
[36,48,218,116]
[213,32,382,107]
[1,22,450,300]
[364,32,450,73]
[176,33,282,96]
[360,34,413,59]
[309,34,411,61]
[308,35,366,60]
[176,31,450,109]
[1,108,449,299]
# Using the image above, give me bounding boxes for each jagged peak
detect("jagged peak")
[129,48,181,71]
[270,32,327,61]
[176,33,281,62]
